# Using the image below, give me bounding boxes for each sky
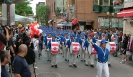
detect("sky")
[29,0,46,15]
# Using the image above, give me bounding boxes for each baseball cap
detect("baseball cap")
[101,39,108,44]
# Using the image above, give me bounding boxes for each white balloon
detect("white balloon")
[39,29,43,33]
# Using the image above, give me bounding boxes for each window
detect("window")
[71,0,75,5]
[102,0,110,6]
[98,17,123,28]
[93,0,99,5]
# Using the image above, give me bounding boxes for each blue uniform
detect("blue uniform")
[93,44,109,62]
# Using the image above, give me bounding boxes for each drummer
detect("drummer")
[48,33,58,68]
[66,33,77,67]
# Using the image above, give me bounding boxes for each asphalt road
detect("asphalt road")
[35,50,133,77]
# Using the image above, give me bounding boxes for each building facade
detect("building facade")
[46,0,56,20]
[123,0,133,34]
[66,0,123,30]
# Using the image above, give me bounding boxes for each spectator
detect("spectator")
[13,44,31,77]
[25,40,35,77]
[8,29,15,64]
[120,34,128,64]
[0,27,10,50]
[0,50,10,77]
[39,36,44,58]
[15,37,22,54]
[32,34,39,60]
[23,31,30,44]
[115,27,119,34]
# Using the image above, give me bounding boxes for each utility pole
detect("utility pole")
[5,0,12,26]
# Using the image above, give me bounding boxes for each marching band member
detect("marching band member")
[59,33,64,55]
[66,33,77,67]
[83,34,90,66]
[80,32,86,62]
[89,34,95,68]
[101,33,105,40]
[105,34,111,67]
[64,32,70,61]
[46,32,52,61]
[91,39,110,77]
[48,33,58,68]
[76,34,82,58]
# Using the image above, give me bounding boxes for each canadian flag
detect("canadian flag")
[91,46,97,54]
[72,42,80,54]
[51,42,59,54]
[110,42,116,53]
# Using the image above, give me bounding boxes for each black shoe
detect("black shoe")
[83,60,85,62]
[67,60,69,62]
[69,65,72,67]
[65,59,67,61]
[85,64,89,66]
[108,64,111,67]
[81,60,83,62]
[49,60,51,62]
[55,65,58,68]
[90,65,94,68]
[77,56,78,58]
[73,64,77,68]
[51,65,54,67]
[47,60,49,61]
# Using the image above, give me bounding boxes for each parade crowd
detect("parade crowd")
[0,25,131,77]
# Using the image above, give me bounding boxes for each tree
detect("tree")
[55,7,61,16]
[36,5,49,25]
[15,1,33,16]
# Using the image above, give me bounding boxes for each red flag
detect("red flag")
[71,18,78,25]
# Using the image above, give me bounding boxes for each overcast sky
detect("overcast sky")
[29,0,46,15]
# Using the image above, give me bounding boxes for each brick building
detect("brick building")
[67,0,123,30]
[46,0,56,20]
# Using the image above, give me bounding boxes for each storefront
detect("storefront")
[98,17,123,29]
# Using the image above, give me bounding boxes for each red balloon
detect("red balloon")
[36,30,39,34]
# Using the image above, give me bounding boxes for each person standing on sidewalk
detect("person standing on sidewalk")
[13,44,31,77]
[91,39,110,77]
[0,50,10,77]
[120,34,128,64]
[25,40,35,77]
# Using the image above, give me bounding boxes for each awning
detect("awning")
[117,8,133,18]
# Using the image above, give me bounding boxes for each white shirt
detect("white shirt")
[32,38,39,51]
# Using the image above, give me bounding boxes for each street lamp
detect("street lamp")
[106,12,115,29]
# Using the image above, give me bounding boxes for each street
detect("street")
[35,51,133,77]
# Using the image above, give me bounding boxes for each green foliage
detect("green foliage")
[5,0,12,4]
[36,5,49,24]
[15,1,33,16]
[55,7,61,15]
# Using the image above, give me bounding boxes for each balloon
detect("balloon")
[36,30,39,34]
[39,29,43,33]
[34,21,37,24]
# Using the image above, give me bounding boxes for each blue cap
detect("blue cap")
[87,34,90,37]
[70,33,74,37]
[51,33,56,37]
[101,39,108,44]
[105,34,108,36]
[77,34,80,37]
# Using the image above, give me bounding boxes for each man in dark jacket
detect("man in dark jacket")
[25,40,35,77]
